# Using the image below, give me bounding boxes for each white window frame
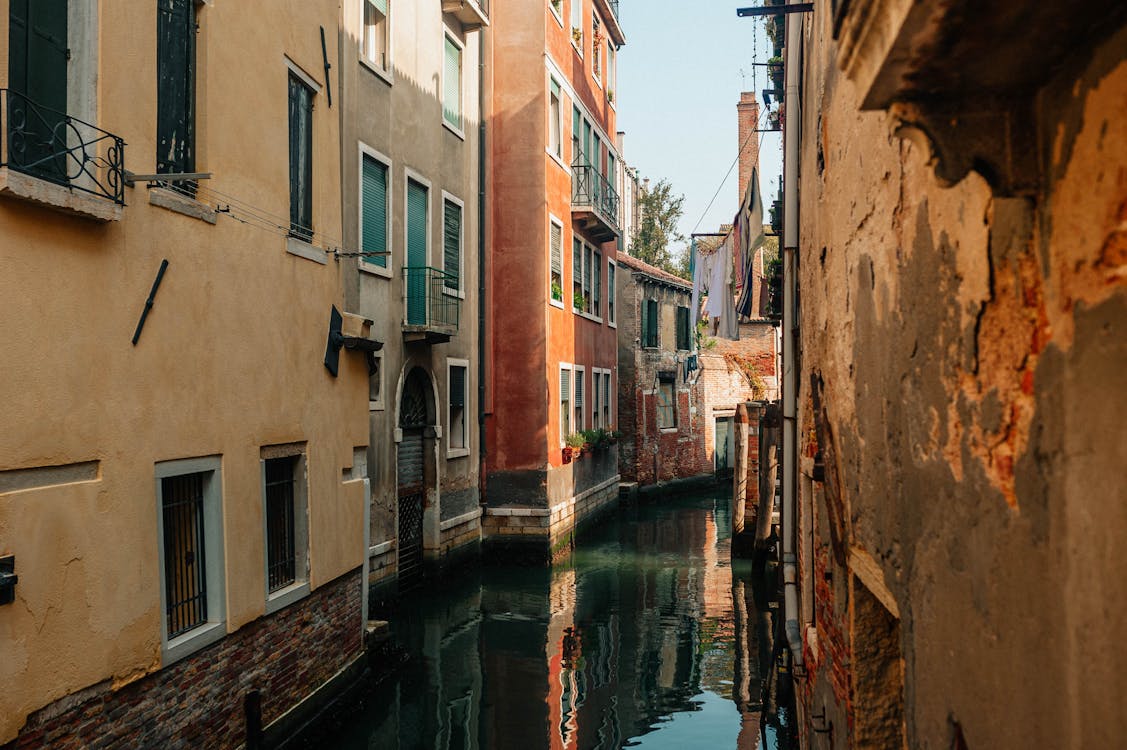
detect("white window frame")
[403,166,433,266]
[358,142,394,279]
[607,259,617,327]
[447,358,471,458]
[155,455,226,666]
[261,444,310,615]
[571,241,603,323]
[573,364,586,433]
[560,362,573,446]
[369,350,386,411]
[441,190,466,298]
[549,214,566,310]
[549,0,564,27]
[570,0,583,57]
[442,29,466,139]
[591,12,603,88]
[360,0,393,85]
[545,55,622,171]
[607,43,617,108]
[591,367,612,430]
[546,74,568,172]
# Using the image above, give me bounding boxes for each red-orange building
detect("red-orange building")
[484,0,626,558]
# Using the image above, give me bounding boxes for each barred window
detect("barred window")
[161,472,208,637]
[265,456,297,593]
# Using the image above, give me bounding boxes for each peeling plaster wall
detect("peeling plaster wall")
[795,8,1127,749]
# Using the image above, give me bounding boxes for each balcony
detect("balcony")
[0,88,125,221]
[571,162,620,244]
[442,0,488,28]
[402,266,461,344]
[594,0,625,44]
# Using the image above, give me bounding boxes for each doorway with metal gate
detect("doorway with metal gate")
[397,367,434,590]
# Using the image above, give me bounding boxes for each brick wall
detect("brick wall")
[3,570,364,750]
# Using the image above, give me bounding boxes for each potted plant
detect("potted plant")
[562,445,574,463]
[768,55,784,92]
[607,90,615,104]
[607,429,620,445]
[551,280,564,302]
[551,0,562,12]
[573,290,586,310]
[572,27,583,45]
[566,433,586,460]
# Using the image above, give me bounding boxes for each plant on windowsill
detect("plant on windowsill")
[573,291,587,311]
[572,27,583,45]
[551,0,562,12]
[606,90,614,104]
[565,432,586,460]
[562,446,574,463]
[552,281,564,302]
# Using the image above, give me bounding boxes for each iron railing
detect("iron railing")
[1,88,126,205]
[571,162,620,232]
[608,0,619,20]
[402,266,461,331]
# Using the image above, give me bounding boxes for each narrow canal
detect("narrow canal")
[311,488,797,749]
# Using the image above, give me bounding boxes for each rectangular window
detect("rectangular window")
[361,150,389,269]
[560,366,572,443]
[369,350,385,410]
[592,15,602,81]
[448,361,469,454]
[549,78,562,158]
[592,371,602,429]
[406,177,429,323]
[443,196,462,292]
[583,245,593,313]
[156,456,225,664]
[572,106,581,165]
[550,219,564,304]
[657,377,676,429]
[607,43,616,102]
[570,0,583,52]
[573,238,584,310]
[602,371,612,428]
[642,298,659,348]
[583,120,592,168]
[363,0,389,71]
[443,34,463,132]
[676,306,691,350]
[157,0,196,180]
[608,261,616,324]
[264,457,297,592]
[574,366,585,432]
[288,74,314,241]
[592,249,602,317]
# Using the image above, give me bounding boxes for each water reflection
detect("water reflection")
[320,490,795,749]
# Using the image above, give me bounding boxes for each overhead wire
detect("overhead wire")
[689,105,772,235]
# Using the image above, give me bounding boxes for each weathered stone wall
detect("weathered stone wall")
[794,6,1127,748]
[2,569,363,750]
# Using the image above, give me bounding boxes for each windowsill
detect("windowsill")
[0,167,123,222]
[574,310,603,324]
[265,580,311,615]
[608,321,617,329]
[593,76,603,90]
[550,6,564,27]
[549,297,566,310]
[443,119,466,140]
[447,447,470,459]
[286,236,327,265]
[369,399,385,411]
[442,286,466,300]
[149,187,217,224]
[608,97,616,111]
[359,260,393,278]
[162,620,226,667]
[359,56,393,86]
[572,40,583,57]
[660,428,679,435]
[547,148,570,173]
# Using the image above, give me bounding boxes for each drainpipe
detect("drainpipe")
[477,27,488,504]
[781,8,804,674]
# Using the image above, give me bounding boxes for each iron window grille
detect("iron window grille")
[162,472,208,638]
[264,456,297,593]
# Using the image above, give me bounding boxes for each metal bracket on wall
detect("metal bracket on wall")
[132,259,169,346]
[0,555,16,606]
[736,3,814,17]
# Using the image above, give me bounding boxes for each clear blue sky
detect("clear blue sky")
[616,0,783,250]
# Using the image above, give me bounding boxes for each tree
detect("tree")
[630,179,686,278]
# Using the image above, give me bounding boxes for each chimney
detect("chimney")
[737,91,761,203]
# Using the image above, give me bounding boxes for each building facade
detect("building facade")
[0,1,371,746]
[338,0,488,597]
[780,2,1127,747]
[484,0,626,559]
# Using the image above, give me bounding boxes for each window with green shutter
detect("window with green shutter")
[550,222,563,302]
[608,262,616,323]
[560,368,571,441]
[449,363,467,450]
[643,299,659,348]
[572,106,581,164]
[676,306,690,350]
[406,178,429,324]
[361,154,388,268]
[573,238,583,309]
[443,35,462,130]
[583,245,593,313]
[157,0,196,181]
[592,250,602,317]
[9,0,69,181]
[289,74,314,241]
[443,198,461,291]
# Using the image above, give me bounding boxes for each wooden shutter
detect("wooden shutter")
[593,251,601,315]
[608,264,616,320]
[573,238,583,305]
[289,76,314,240]
[560,368,571,436]
[572,106,581,163]
[550,223,563,295]
[157,0,196,177]
[450,366,466,408]
[443,36,461,128]
[371,0,388,13]
[640,297,649,346]
[407,180,428,266]
[645,299,658,347]
[362,155,388,267]
[443,199,461,290]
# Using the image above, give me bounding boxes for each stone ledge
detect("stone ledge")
[0,167,122,222]
[148,187,217,224]
[286,236,328,265]
[440,508,483,531]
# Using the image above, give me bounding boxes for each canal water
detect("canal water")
[314,488,796,749]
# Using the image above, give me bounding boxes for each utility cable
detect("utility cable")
[690,106,771,235]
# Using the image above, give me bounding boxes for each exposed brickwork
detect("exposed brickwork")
[482,476,619,555]
[736,92,761,202]
[3,570,364,750]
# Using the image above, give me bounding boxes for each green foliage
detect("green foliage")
[631,178,688,279]
[565,433,586,449]
[573,290,587,310]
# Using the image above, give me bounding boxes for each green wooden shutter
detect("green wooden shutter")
[406,179,428,325]
[573,238,583,306]
[371,0,388,13]
[361,155,388,268]
[443,199,461,290]
[608,263,616,320]
[550,223,563,299]
[640,297,649,347]
[443,36,461,129]
[157,0,196,177]
[583,246,592,311]
[593,251,601,316]
[572,106,581,164]
[450,366,466,408]
[289,75,314,241]
[560,369,571,437]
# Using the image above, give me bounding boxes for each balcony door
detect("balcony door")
[406,178,429,325]
[8,0,69,181]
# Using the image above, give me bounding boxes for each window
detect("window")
[549,0,564,24]
[574,366,585,432]
[443,33,463,132]
[657,374,676,429]
[8,0,69,183]
[288,73,314,242]
[570,0,583,53]
[592,250,602,317]
[592,15,602,82]
[592,371,602,429]
[360,147,390,272]
[363,0,389,72]
[602,371,612,428]
[583,244,593,313]
[573,238,584,310]
[550,218,564,304]
[261,446,309,613]
[369,350,385,410]
[608,261,616,324]
[549,78,563,158]
[157,0,196,182]
[641,298,659,348]
[560,366,572,443]
[443,195,463,294]
[676,306,691,350]
[607,43,617,103]
[572,106,582,165]
[156,456,225,664]
[405,176,430,323]
[448,360,469,456]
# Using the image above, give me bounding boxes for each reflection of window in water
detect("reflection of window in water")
[445,694,473,750]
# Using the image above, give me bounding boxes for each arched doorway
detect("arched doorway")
[397,367,433,588]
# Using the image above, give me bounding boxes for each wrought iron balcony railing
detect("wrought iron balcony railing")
[571,162,621,239]
[608,0,619,19]
[402,266,460,340]
[1,88,126,205]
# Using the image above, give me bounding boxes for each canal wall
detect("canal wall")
[1,569,364,750]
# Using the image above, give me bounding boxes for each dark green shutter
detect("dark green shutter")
[443,199,461,290]
[406,179,428,325]
[444,36,461,129]
[641,297,649,346]
[289,75,314,241]
[361,155,387,268]
[608,263,616,320]
[572,106,581,164]
[157,0,196,178]
[550,223,562,287]
[450,366,466,408]
[644,299,658,348]
[593,251,601,316]
[9,0,68,180]
[573,238,583,306]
